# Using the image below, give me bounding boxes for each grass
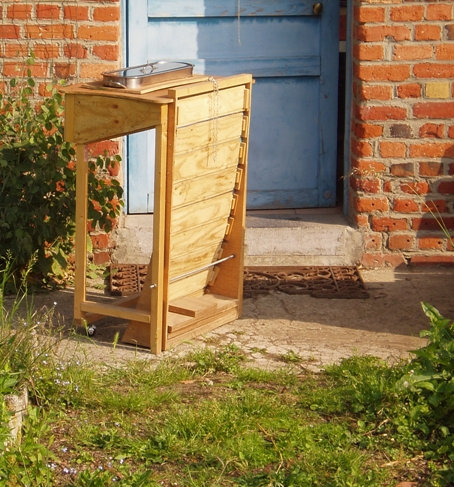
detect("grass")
[1,269,453,486]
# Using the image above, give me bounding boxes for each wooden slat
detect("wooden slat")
[167,307,239,347]
[174,113,244,154]
[83,293,141,324]
[169,74,253,99]
[168,271,212,302]
[172,167,238,209]
[173,139,241,181]
[168,296,218,318]
[80,301,151,323]
[80,75,209,95]
[148,0,314,17]
[68,95,165,144]
[169,218,229,257]
[176,86,246,127]
[169,243,223,280]
[170,192,233,234]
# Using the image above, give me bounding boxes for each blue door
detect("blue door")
[126,0,339,212]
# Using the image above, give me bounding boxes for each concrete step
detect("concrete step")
[112,208,363,267]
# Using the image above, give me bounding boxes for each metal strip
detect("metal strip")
[149,254,235,288]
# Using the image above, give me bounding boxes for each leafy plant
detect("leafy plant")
[399,303,454,467]
[0,59,123,288]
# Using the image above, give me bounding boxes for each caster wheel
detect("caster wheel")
[87,325,96,336]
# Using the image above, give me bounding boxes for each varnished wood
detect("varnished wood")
[64,73,252,353]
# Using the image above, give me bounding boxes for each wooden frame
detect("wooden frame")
[62,74,252,353]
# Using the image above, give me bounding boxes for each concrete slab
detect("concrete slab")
[112,208,363,267]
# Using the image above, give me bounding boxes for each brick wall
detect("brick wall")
[350,0,454,266]
[0,0,122,265]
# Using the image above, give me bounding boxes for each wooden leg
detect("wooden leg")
[74,144,88,325]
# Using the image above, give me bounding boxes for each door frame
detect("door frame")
[121,0,352,214]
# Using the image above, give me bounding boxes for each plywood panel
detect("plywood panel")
[173,140,241,181]
[172,167,238,209]
[176,86,246,126]
[168,271,211,301]
[169,218,229,259]
[168,296,218,318]
[169,243,223,280]
[170,192,233,234]
[174,113,244,154]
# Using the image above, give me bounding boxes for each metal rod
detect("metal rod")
[150,254,235,288]
[170,254,235,283]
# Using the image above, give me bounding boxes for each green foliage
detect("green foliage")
[0,61,123,288]
[398,303,454,467]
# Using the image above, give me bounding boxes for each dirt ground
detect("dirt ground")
[25,265,454,370]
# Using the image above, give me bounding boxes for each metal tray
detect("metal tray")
[102,61,194,89]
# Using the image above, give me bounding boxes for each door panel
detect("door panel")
[126,0,339,212]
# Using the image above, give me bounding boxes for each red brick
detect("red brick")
[393,45,433,61]
[435,45,454,60]
[410,142,454,158]
[36,4,61,20]
[353,44,384,61]
[359,85,392,101]
[372,217,408,232]
[393,198,419,213]
[418,237,444,250]
[88,140,120,157]
[0,25,20,39]
[350,176,381,193]
[426,4,453,21]
[64,6,89,21]
[25,24,73,40]
[80,63,117,79]
[355,123,383,138]
[410,255,454,265]
[419,123,444,139]
[391,5,424,22]
[390,163,414,177]
[388,234,415,250]
[92,251,111,265]
[390,124,413,138]
[34,44,60,59]
[90,233,110,250]
[354,6,385,23]
[354,197,389,213]
[7,4,32,20]
[4,43,28,57]
[355,64,410,82]
[53,63,76,79]
[412,217,454,231]
[107,160,121,177]
[401,182,431,195]
[438,181,454,194]
[93,7,121,22]
[357,105,407,121]
[93,45,119,61]
[356,25,411,42]
[364,233,382,251]
[352,140,373,157]
[380,141,406,158]
[77,25,120,41]
[383,180,394,193]
[422,200,448,213]
[414,63,454,79]
[414,102,454,119]
[353,159,387,174]
[415,24,441,41]
[447,25,454,40]
[396,83,421,99]
[64,44,88,59]
[449,126,454,139]
[3,62,48,78]
[419,162,444,176]
[361,253,407,268]
[353,214,369,228]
